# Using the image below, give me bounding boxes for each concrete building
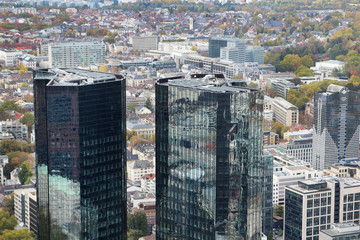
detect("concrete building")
[262,153,273,236]
[283,129,312,142]
[49,42,105,68]
[141,174,155,194]
[14,188,37,234]
[320,223,360,239]
[284,177,360,240]
[264,96,274,121]
[127,120,155,135]
[272,97,299,126]
[263,131,279,145]
[279,138,313,163]
[220,39,246,63]
[1,120,28,141]
[0,50,22,67]
[272,80,298,99]
[0,155,8,185]
[311,60,346,75]
[131,36,159,51]
[273,165,322,205]
[245,45,264,64]
[208,37,234,58]
[312,85,360,170]
[128,160,155,182]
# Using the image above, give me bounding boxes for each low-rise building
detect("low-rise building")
[127,120,155,135]
[128,160,155,182]
[141,174,155,194]
[320,223,360,239]
[1,120,28,141]
[263,131,279,145]
[279,138,313,163]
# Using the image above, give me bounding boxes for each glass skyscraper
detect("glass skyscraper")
[312,84,360,170]
[156,74,264,239]
[262,152,273,237]
[34,69,127,240]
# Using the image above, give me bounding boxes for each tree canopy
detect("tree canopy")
[128,213,149,240]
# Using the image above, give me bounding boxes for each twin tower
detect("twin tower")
[34,69,264,240]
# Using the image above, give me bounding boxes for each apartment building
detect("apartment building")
[128,160,155,182]
[14,188,37,235]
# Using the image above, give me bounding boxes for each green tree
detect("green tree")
[129,103,136,112]
[128,213,149,238]
[267,232,273,240]
[279,54,301,72]
[0,211,17,234]
[274,205,284,217]
[20,112,34,135]
[20,83,29,88]
[18,65,28,74]
[126,130,137,141]
[271,122,289,139]
[2,228,35,240]
[248,82,258,88]
[300,55,314,68]
[2,193,14,215]
[144,97,153,112]
[295,65,314,77]
[18,163,32,185]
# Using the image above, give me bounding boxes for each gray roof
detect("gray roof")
[127,120,154,130]
[129,160,154,169]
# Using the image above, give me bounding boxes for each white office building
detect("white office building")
[272,97,299,126]
[0,50,22,67]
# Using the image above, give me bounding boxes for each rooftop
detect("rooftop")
[34,68,124,86]
[274,97,298,110]
[321,223,360,236]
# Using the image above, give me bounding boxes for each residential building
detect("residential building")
[0,50,22,67]
[49,42,105,68]
[279,138,313,163]
[14,188,37,234]
[127,120,155,135]
[262,153,273,236]
[156,74,264,239]
[272,97,299,126]
[141,174,155,194]
[284,177,360,240]
[312,85,360,170]
[0,155,8,185]
[131,36,159,51]
[320,223,360,239]
[273,165,321,205]
[34,69,127,239]
[1,120,28,141]
[263,131,279,146]
[128,160,155,182]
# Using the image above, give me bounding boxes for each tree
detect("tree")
[300,55,314,68]
[18,163,32,185]
[271,122,289,139]
[99,65,106,72]
[20,113,34,135]
[126,130,137,141]
[2,194,14,216]
[128,213,149,238]
[190,46,198,51]
[129,103,136,112]
[20,83,29,88]
[295,65,314,77]
[248,82,258,88]
[0,211,17,234]
[274,205,284,217]
[279,54,301,72]
[2,228,35,240]
[144,97,153,112]
[267,232,273,240]
[18,65,28,74]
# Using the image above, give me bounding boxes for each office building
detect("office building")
[262,153,273,236]
[320,223,360,239]
[0,50,22,67]
[272,97,299,127]
[1,120,28,141]
[34,69,127,239]
[271,80,298,99]
[208,37,233,58]
[14,188,37,235]
[245,46,265,64]
[284,177,360,240]
[49,42,105,68]
[220,39,246,63]
[156,74,264,239]
[131,36,159,51]
[263,131,279,146]
[279,138,313,163]
[312,85,360,170]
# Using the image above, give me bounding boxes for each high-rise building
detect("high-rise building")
[34,69,127,239]
[220,39,246,63]
[49,42,105,68]
[262,152,273,236]
[208,37,234,58]
[245,46,265,64]
[312,85,360,170]
[156,74,264,239]
[284,178,360,240]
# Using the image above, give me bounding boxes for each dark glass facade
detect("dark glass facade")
[208,37,232,58]
[284,189,303,240]
[262,153,273,236]
[156,75,264,239]
[34,69,127,240]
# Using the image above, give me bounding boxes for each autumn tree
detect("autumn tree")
[99,65,106,72]
[278,54,301,72]
[300,55,314,68]
[295,65,314,77]
[20,112,34,135]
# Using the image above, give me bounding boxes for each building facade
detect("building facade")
[49,42,105,68]
[131,36,159,51]
[262,153,273,236]
[284,178,360,240]
[34,69,127,239]
[312,85,360,170]
[14,188,37,234]
[272,97,299,127]
[208,37,233,58]
[156,74,264,239]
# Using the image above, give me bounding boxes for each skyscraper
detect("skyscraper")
[34,69,127,239]
[220,39,246,64]
[262,152,273,237]
[312,84,360,170]
[156,74,264,239]
[208,37,233,58]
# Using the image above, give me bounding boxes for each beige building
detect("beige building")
[284,177,360,240]
[127,160,155,182]
[14,188,37,235]
[272,97,298,126]
[319,223,360,239]
[324,164,360,179]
